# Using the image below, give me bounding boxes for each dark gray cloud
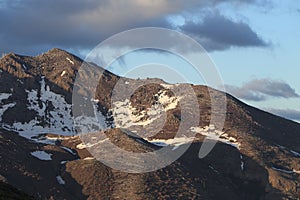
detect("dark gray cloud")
[180,12,268,51]
[267,108,300,122]
[0,0,270,55]
[226,79,300,101]
[225,85,266,101]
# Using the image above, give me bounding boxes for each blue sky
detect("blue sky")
[210,0,300,121]
[1,0,300,122]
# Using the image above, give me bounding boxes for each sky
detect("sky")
[0,0,300,122]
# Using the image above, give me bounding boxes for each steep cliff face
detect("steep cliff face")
[0,49,299,199]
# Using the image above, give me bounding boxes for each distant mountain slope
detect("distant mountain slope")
[0,48,299,199]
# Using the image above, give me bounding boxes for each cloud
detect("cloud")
[226,79,300,101]
[180,12,268,51]
[0,0,270,55]
[266,108,300,122]
[225,85,266,101]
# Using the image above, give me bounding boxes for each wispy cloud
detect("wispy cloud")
[226,78,300,101]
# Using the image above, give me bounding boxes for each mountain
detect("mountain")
[0,48,299,199]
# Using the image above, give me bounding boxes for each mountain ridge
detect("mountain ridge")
[0,48,299,199]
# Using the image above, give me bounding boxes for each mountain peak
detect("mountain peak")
[1,52,24,61]
[45,48,71,55]
[38,48,81,61]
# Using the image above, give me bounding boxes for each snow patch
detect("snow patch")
[190,125,241,150]
[5,77,75,139]
[0,93,12,101]
[160,83,179,89]
[276,144,300,157]
[66,57,74,65]
[91,98,99,103]
[56,175,66,185]
[293,169,300,174]
[271,166,300,175]
[26,88,45,117]
[290,150,300,157]
[76,143,86,149]
[76,138,110,149]
[150,141,168,147]
[32,135,61,145]
[272,167,295,174]
[160,83,174,89]
[83,157,95,160]
[74,115,106,134]
[60,70,67,77]
[17,79,24,84]
[209,165,219,173]
[60,146,76,155]
[111,90,181,128]
[240,154,244,171]
[156,90,181,110]
[146,137,195,150]
[0,93,15,121]
[60,160,68,164]
[74,99,109,134]
[30,150,52,161]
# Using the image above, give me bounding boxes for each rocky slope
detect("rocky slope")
[0,48,299,199]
